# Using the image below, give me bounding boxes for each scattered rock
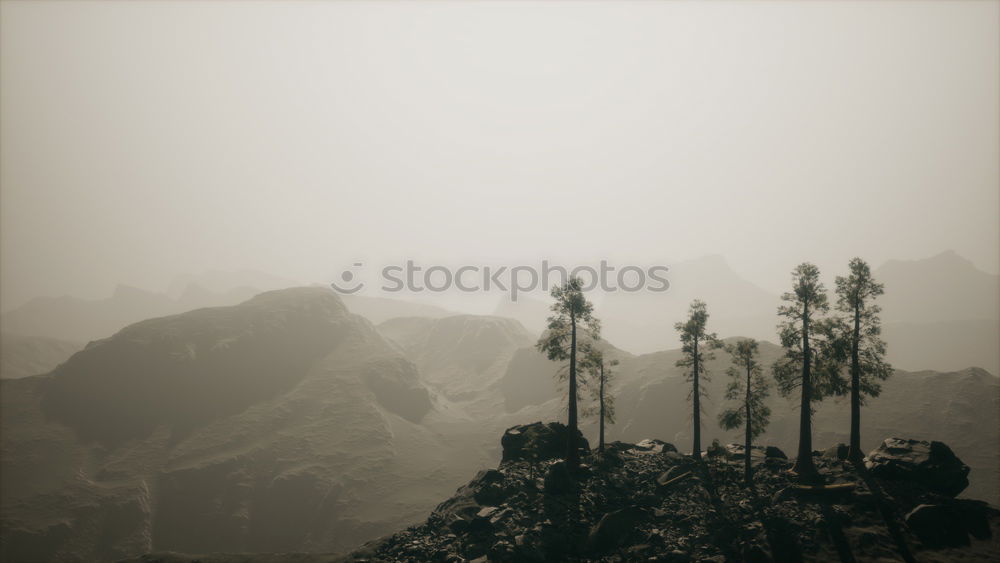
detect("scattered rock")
[433,468,510,530]
[465,516,494,537]
[543,461,574,495]
[663,450,688,463]
[706,439,727,458]
[865,438,970,496]
[657,465,694,489]
[586,506,646,552]
[823,443,849,460]
[352,432,997,562]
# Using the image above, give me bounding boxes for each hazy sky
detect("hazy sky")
[2,1,998,309]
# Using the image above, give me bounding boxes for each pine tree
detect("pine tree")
[675,300,722,461]
[718,338,771,485]
[581,345,618,454]
[537,277,600,470]
[835,258,892,462]
[773,263,847,484]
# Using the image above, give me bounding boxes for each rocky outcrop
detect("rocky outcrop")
[345,432,999,562]
[500,421,589,463]
[865,437,971,496]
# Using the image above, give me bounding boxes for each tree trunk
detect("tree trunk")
[848,304,862,462]
[567,312,579,469]
[745,362,752,486]
[795,300,819,483]
[692,336,701,460]
[598,363,605,454]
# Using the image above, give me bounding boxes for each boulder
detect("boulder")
[630,439,677,455]
[586,506,647,552]
[904,501,992,548]
[865,438,970,496]
[765,446,788,460]
[823,443,849,461]
[500,422,589,463]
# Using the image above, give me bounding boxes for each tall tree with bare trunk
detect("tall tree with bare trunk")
[835,258,892,463]
[537,277,600,470]
[774,263,847,484]
[581,345,618,454]
[719,338,771,486]
[675,300,721,461]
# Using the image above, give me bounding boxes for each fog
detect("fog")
[3,4,1000,561]
[2,1,997,310]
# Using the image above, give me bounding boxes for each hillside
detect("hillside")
[378,315,535,405]
[882,319,999,376]
[0,288,489,561]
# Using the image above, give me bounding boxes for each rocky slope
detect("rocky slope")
[378,315,534,407]
[345,423,1000,562]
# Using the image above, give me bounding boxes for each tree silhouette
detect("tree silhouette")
[675,300,722,461]
[718,338,771,485]
[773,263,847,484]
[835,258,892,462]
[581,345,618,454]
[537,277,600,470]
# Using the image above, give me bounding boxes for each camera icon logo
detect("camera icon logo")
[330,262,365,294]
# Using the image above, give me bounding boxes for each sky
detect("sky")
[2,0,998,310]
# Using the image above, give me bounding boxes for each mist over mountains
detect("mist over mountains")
[0,251,997,561]
[492,251,999,374]
[4,252,996,375]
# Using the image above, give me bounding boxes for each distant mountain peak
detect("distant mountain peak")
[879,250,982,273]
[241,286,349,316]
[111,284,160,300]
